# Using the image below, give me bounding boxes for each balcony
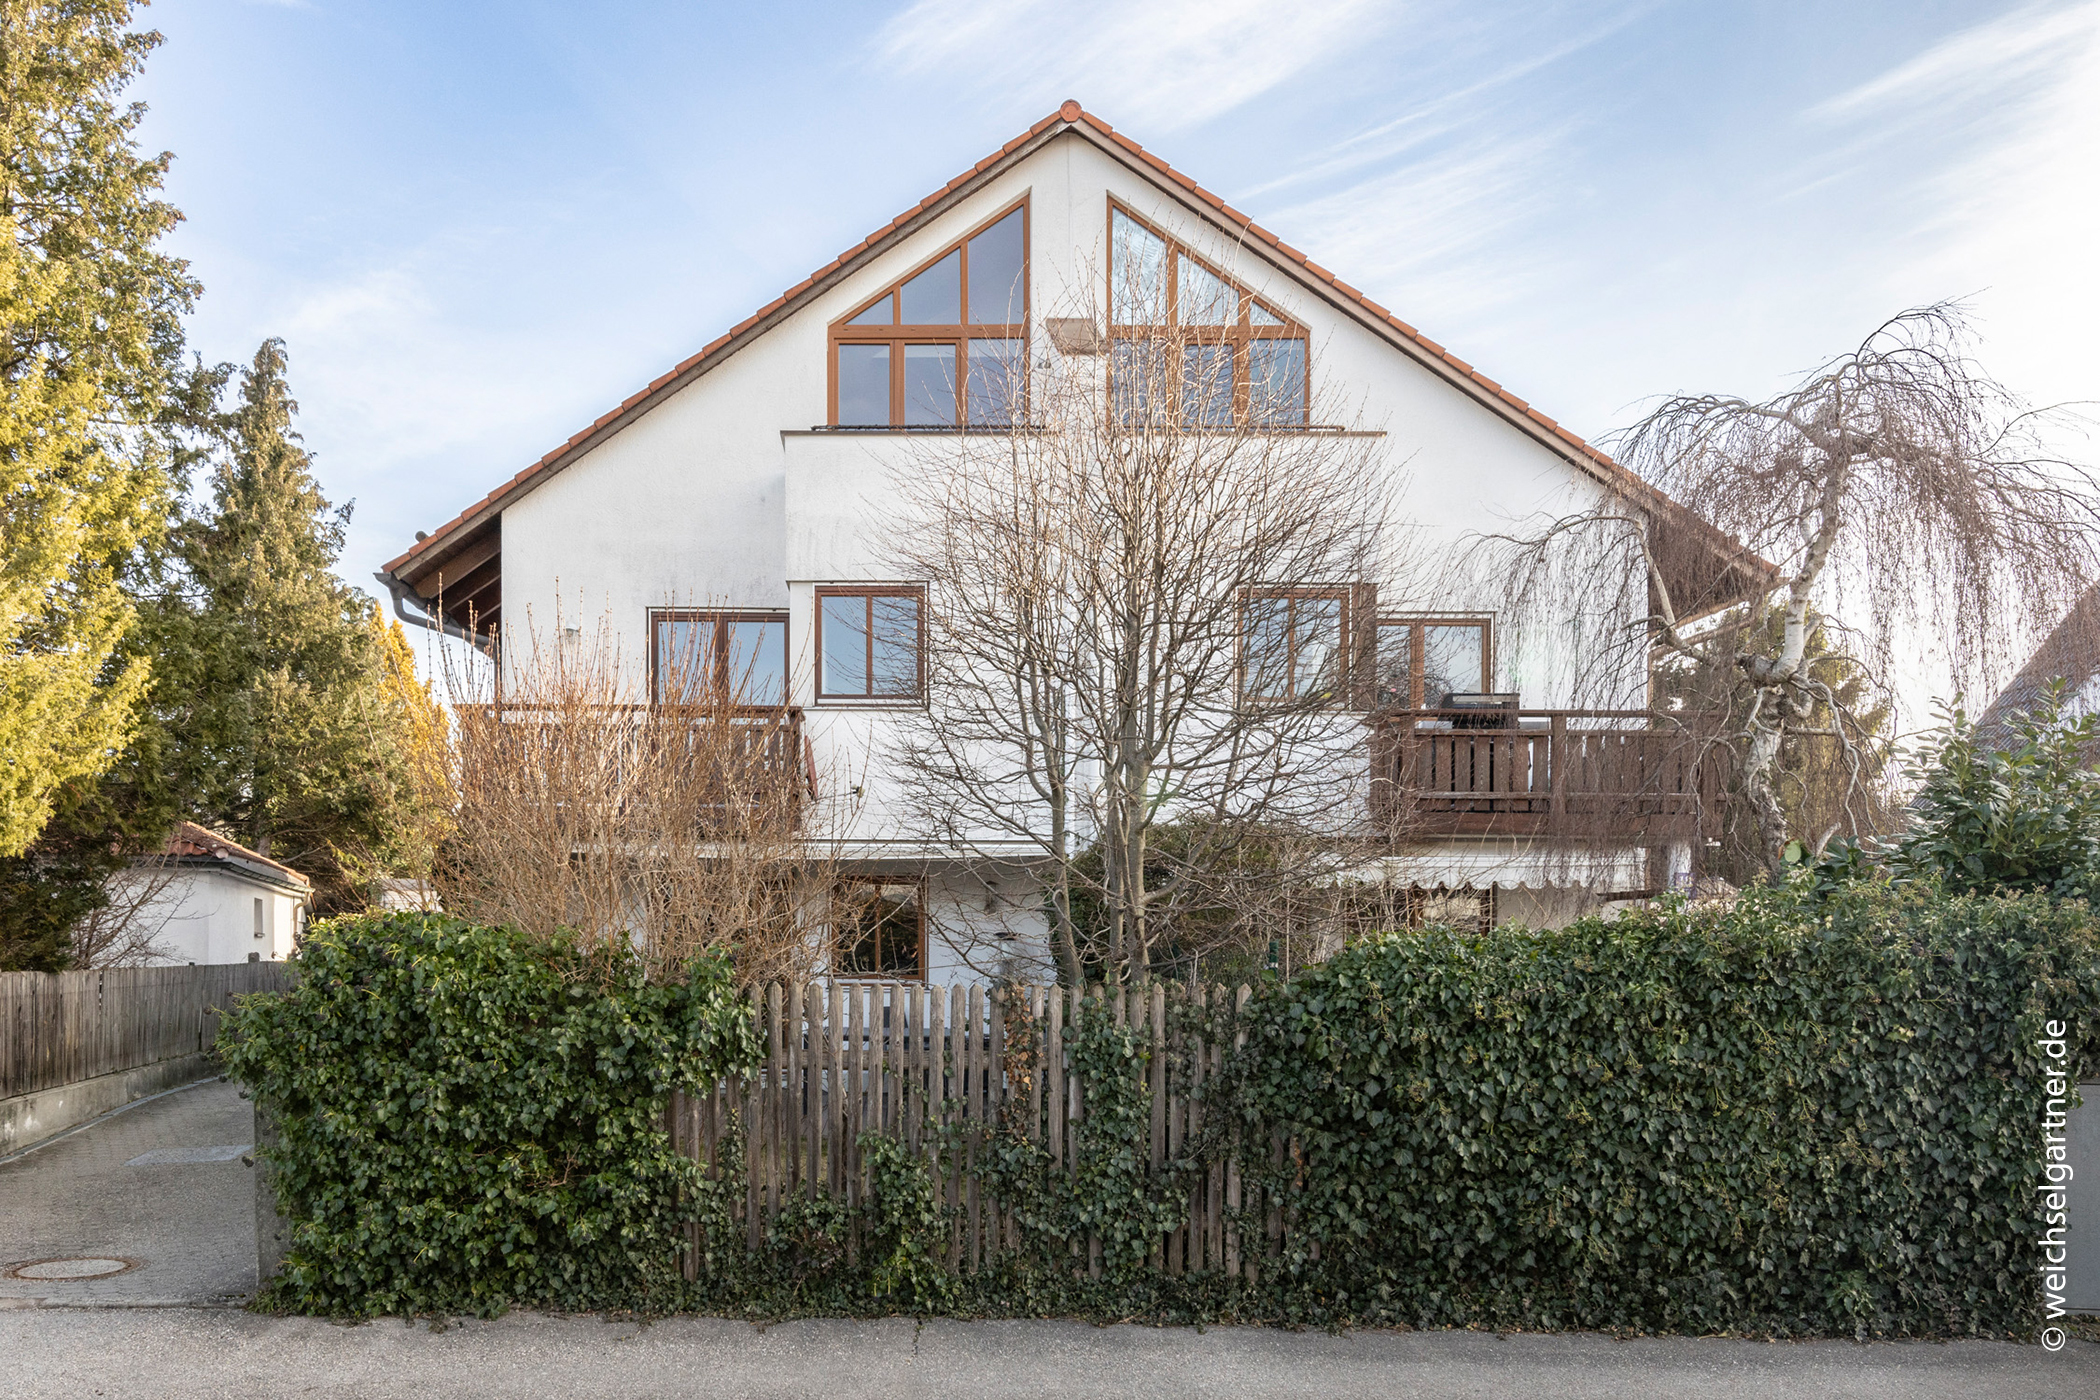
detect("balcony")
[1368,708,1724,844]
[454,704,817,825]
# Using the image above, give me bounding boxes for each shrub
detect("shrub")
[218,912,761,1316]
[1890,682,2100,899]
[224,889,2098,1338]
[1216,881,2100,1336]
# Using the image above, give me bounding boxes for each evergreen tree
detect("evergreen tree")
[0,0,202,858]
[179,339,440,912]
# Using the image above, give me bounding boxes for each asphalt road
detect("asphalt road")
[2,1076,2094,1398]
[4,1309,2096,1400]
[0,1074,256,1306]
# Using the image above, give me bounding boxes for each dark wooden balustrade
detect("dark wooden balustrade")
[455,703,817,817]
[1368,709,1724,843]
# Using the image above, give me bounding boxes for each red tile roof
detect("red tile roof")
[162,822,312,890]
[384,101,1757,590]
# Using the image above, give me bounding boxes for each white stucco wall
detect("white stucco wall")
[131,869,305,966]
[489,130,1654,959]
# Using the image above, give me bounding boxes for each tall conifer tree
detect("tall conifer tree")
[181,339,436,910]
[0,0,201,858]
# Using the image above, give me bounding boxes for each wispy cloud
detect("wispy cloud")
[1241,4,1654,201]
[1263,125,1571,329]
[1809,1,2096,123]
[874,0,1393,131]
[1803,1,2100,408]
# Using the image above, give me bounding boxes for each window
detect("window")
[833,880,925,979]
[1108,203,1309,428]
[1374,618,1491,709]
[252,898,265,940]
[1243,588,1349,701]
[830,201,1028,427]
[817,587,923,701]
[652,610,789,706]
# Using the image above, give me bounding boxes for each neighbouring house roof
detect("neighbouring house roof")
[377,99,1773,643]
[1977,585,2100,743]
[156,822,313,897]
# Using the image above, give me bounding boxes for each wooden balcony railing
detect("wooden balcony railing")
[455,703,817,817]
[1368,708,1724,844]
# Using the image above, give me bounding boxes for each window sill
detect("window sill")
[810,698,928,712]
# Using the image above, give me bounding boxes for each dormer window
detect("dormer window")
[830,201,1028,428]
[1107,202,1308,428]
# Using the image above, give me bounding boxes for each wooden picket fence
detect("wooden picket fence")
[0,963,295,1100]
[670,979,1282,1279]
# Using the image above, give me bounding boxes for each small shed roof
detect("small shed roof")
[157,822,312,896]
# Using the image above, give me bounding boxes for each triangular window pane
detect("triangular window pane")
[901,249,961,324]
[1178,254,1235,326]
[849,294,894,326]
[1111,210,1168,324]
[1249,301,1283,327]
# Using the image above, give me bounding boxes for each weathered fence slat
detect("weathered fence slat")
[691,979,1310,1282]
[1,963,293,1102]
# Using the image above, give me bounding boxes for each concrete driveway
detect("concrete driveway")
[1,1075,2092,1398]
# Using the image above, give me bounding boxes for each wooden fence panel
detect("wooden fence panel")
[0,963,294,1101]
[671,979,1273,1280]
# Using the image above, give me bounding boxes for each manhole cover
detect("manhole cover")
[3,1256,139,1281]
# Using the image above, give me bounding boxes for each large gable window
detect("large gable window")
[829,201,1028,428]
[1108,203,1308,428]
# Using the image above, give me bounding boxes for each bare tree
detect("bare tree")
[1486,305,2097,876]
[880,237,1394,986]
[67,858,180,967]
[436,605,850,986]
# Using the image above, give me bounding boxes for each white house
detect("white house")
[117,822,310,965]
[377,103,1758,982]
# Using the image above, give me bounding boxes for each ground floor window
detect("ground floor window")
[832,879,926,979]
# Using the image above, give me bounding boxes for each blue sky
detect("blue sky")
[136,0,2098,693]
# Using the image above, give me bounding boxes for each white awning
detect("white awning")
[1331,845,1650,892]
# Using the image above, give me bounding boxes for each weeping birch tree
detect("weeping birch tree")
[1488,305,2097,876]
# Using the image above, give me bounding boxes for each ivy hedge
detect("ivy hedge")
[1218,881,2100,1336]
[223,885,2098,1334]
[218,915,761,1315]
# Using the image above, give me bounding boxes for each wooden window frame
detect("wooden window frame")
[1373,615,1494,710]
[831,875,929,982]
[827,197,1031,428]
[814,584,927,704]
[1106,198,1311,428]
[1241,585,1354,704]
[648,608,791,709]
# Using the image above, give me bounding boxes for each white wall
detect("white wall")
[138,870,304,966]
[493,129,1653,965]
[503,131,1616,684]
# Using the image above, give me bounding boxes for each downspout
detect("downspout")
[373,571,497,660]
